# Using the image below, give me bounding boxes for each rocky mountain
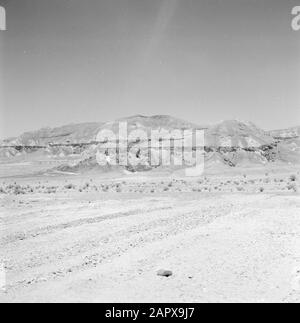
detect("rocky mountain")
[0,115,205,147]
[0,122,104,146]
[0,116,299,171]
[268,126,300,140]
[205,120,275,147]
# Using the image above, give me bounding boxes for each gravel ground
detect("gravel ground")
[1,187,300,303]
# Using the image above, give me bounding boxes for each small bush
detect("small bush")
[102,185,109,192]
[290,175,297,182]
[259,187,264,193]
[46,187,56,194]
[14,186,26,195]
[64,184,76,190]
[287,183,298,192]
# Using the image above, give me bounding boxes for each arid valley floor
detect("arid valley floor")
[1,160,300,303]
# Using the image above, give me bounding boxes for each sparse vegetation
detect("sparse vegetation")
[287,183,297,192]
[64,184,76,190]
[13,185,26,195]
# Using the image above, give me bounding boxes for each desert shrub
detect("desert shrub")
[0,187,6,194]
[287,183,298,192]
[46,187,56,194]
[259,187,264,193]
[102,185,109,192]
[290,175,297,182]
[83,182,90,189]
[163,187,169,192]
[64,184,76,190]
[237,186,244,192]
[14,185,26,195]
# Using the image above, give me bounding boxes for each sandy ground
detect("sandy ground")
[1,173,300,302]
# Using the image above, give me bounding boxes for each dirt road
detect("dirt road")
[1,191,300,303]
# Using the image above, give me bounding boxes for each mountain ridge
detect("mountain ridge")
[0,116,299,170]
[2,115,298,147]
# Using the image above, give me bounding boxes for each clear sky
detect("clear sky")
[0,0,299,138]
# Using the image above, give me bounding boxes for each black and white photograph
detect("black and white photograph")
[0,0,300,306]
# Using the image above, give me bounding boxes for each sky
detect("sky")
[0,0,299,139]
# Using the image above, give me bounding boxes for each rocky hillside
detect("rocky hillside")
[0,116,299,171]
[268,126,300,140]
[205,120,275,147]
[0,115,205,147]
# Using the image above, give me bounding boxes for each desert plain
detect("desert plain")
[0,160,299,303]
[0,117,300,303]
